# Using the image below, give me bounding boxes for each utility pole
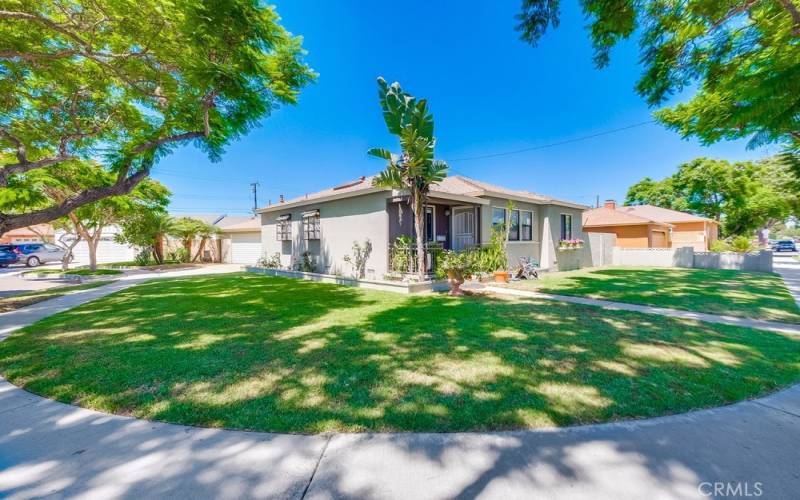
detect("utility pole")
[250,182,260,214]
[596,195,600,208]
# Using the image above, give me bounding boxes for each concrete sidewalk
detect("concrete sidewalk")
[1,377,798,499]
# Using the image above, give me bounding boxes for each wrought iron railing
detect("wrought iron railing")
[389,242,443,276]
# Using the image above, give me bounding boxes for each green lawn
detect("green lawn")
[1,273,798,433]
[0,281,112,313]
[509,267,800,324]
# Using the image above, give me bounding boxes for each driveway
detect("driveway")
[0,264,64,298]
[1,263,799,499]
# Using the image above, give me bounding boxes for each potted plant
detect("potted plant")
[479,226,509,283]
[438,250,474,296]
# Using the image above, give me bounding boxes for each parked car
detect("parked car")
[773,239,797,252]
[12,243,71,267]
[0,245,19,267]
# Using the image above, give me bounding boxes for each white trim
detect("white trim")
[257,186,389,213]
[425,205,436,242]
[559,212,574,241]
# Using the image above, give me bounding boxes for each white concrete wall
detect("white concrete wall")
[612,247,773,272]
[55,226,137,265]
[261,192,390,279]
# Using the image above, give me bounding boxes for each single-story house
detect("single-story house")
[0,224,54,244]
[583,200,719,251]
[167,213,262,264]
[257,175,589,278]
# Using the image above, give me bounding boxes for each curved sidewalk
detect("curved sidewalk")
[1,264,800,499]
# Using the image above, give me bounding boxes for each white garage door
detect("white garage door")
[229,232,262,265]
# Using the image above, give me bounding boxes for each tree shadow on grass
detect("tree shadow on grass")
[1,275,799,436]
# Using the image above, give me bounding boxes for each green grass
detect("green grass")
[1,273,798,433]
[0,281,112,313]
[509,267,800,324]
[25,268,123,276]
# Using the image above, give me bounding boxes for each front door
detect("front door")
[453,208,475,251]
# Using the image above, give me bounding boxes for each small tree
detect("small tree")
[192,222,220,262]
[369,78,448,281]
[116,211,174,264]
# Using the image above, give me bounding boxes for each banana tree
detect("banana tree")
[368,77,448,281]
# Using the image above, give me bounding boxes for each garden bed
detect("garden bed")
[245,266,449,294]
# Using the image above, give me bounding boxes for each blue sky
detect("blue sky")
[152,1,773,215]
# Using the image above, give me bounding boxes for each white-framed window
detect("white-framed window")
[491,207,506,231]
[560,213,573,241]
[509,210,520,240]
[303,210,321,240]
[276,215,292,241]
[520,210,533,241]
[425,206,435,242]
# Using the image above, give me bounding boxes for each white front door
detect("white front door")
[453,208,475,251]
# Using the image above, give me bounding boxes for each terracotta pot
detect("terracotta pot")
[493,271,509,283]
[447,270,465,296]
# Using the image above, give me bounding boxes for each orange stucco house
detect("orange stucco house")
[583,201,719,251]
[0,224,54,244]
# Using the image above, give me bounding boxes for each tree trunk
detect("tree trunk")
[412,190,426,281]
[88,236,100,271]
[153,235,164,264]
[192,238,207,262]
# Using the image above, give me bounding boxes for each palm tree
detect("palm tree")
[368,77,448,281]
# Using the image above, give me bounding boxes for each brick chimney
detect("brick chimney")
[604,199,617,210]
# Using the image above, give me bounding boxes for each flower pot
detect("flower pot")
[447,270,465,296]
[493,271,509,283]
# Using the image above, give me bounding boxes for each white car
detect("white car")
[13,243,72,267]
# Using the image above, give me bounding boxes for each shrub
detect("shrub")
[295,251,316,273]
[257,253,282,268]
[709,240,731,252]
[134,249,152,266]
[476,227,507,273]
[436,250,476,280]
[390,235,413,273]
[730,236,756,253]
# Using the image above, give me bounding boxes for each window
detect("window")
[491,207,506,231]
[425,206,435,241]
[521,211,533,241]
[560,213,573,241]
[303,211,320,240]
[276,215,291,241]
[509,210,520,240]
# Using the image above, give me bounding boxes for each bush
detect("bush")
[475,227,507,273]
[257,253,282,268]
[710,236,757,253]
[730,236,757,253]
[710,240,731,252]
[134,249,152,266]
[295,251,316,273]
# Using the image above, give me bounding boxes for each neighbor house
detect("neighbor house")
[257,175,588,278]
[0,224,54,244]
[583,200,719,251]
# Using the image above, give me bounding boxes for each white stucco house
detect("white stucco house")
[257,175,588,278]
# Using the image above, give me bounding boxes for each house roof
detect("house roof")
[218,217,260,233]
[582,207,672,228]
[257,174,589,213]
[619,205,716,224]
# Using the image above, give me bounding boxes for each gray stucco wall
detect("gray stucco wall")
[537,204,586,270]
[260,192,390,279]
[478,197,542,267]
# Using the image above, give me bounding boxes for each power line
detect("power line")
[450,120,656,162]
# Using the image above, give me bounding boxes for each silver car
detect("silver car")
[14,243,71,267]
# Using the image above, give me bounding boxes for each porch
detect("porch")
[386,195,484,275]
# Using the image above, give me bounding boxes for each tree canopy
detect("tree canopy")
[0,0,314,234]
[516,1,800,158]
[625,157,799,236]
